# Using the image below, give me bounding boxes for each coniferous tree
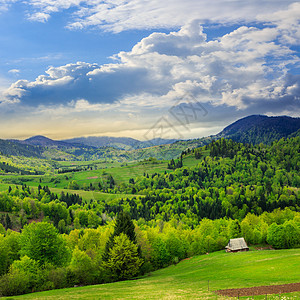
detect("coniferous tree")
[4,214,12,230]
[103,211,137,261]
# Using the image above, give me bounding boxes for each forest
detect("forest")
[0,136,299,296]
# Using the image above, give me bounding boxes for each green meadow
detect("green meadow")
[0,182,135,203]
[4,249,300,300]
[0,156,181,190]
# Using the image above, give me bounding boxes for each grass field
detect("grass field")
[48,187,137,203]
[4,249,300,300]
[0,153,200,190]
[0,182,136,204]
[0,159,171,190]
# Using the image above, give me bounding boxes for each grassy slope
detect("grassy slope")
[0,158,175,189]
[6,249,300,300]
[0,183,135,203]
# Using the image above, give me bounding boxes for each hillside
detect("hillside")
[0,135,299,298]
[0,139,42,158]
[217,115,300,145]
[4,249,300,299]
[1,136,299,225]
[0,137,203,162]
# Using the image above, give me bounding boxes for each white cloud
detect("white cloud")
[8,69,20,74]
[0,0,16,13]
[1,13,299,139]
[2,19,299,111]
[23,0,298,32]
[257,2,300,45]
[28,12,50,22]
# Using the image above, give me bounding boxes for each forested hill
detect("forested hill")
[0,139,42,158]
[288,128,300,138]
[24,135,79,148]
[106,136,300,224]
[217,115,300,145]
[0,136,299,297]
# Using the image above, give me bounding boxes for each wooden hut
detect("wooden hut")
[225,238,249,252]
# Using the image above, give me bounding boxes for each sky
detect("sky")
[0,0,299,141]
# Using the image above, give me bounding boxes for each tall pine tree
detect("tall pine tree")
[103,211,137,261]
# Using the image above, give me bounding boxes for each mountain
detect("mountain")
[217,115,300,145]
[62,136,177,150]
[0,139,43,157]
[1,115,299,160]
[140,138,178,148]
[24,135,81,148]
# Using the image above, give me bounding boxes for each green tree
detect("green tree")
[68,180,79,190]
[267,223,285,249]
[103,211,137,261]
[0,223,5,235]
[69,247,96,285]
[4,214,12,230]
[57,219,66,234]
[9,255,44,291]
[150,236,171,268]
[104,233,143,281]
[4,230,21,268]
[283,221,300,248]
[20,222,70,266]
[0,234,9,276]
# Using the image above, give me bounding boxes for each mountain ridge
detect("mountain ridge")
[216,114,300,145]
[62,136,177,150]
[24,135,81,148]
[1,114,299,160]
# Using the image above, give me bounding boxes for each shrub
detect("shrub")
[0,270,31,296]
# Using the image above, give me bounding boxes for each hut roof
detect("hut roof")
[225,238,249,251]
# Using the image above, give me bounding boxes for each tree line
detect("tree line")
[0,208,299,296]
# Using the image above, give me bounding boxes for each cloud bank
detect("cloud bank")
[3,14,299,109]
[0,3,299,139]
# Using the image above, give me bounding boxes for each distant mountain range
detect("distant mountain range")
[18,135,177,150]
[24,135,80,148]
[61,136,177,150]
[0,115,299,159]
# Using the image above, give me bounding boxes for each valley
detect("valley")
[0,115,299,298]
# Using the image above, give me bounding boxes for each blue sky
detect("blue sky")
[0,0,299,140]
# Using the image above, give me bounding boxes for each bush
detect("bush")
[0,270,31,296]
[48,267,68,289]
[267,221,300,249]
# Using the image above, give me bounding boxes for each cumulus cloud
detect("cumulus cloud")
[3,19,299,111]
[258,2,300,45]
[1,9,299,139]
[0,1,298,139]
